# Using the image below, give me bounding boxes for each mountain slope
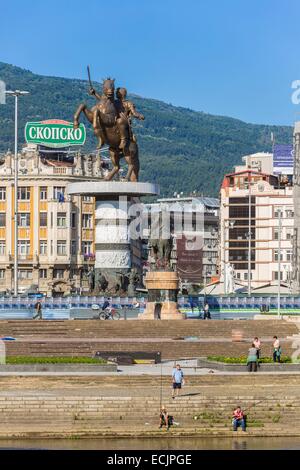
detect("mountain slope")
[0,62,293,196]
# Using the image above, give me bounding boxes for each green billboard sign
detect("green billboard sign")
[25,119,86,148]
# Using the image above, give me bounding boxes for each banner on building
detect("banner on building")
[273,144,294,175]
[176,235,203,284]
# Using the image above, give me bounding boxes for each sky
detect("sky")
[1,0,300,125]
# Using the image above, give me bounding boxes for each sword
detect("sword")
[87,65,94,93]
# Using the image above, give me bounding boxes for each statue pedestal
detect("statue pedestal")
[67,181,159,291]
[139,271,185,320]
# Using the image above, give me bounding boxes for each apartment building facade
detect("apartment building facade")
[0,145,104,295]
[220,170,293,290]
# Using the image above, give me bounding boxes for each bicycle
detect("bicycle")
[99,307,121,320]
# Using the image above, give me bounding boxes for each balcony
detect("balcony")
[78,253,96,264]
[8,254,39,265]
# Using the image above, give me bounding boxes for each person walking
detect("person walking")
[172,363,184,399]
[203,302,211,319]
[232,406,246,432]
[247,343,258,372]
[253,336,261,360]
[33,301,42,320]
[273,336,281,363]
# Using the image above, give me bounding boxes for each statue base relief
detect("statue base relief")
[139,271,186,320]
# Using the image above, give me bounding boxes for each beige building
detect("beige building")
[220,169,293,291]
[0,144,105,295]
[234,152,273,174]
[142,196,219,286]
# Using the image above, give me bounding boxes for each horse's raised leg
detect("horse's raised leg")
[73,103,87,128]
[104,147,120,181]
[93,109,105,149]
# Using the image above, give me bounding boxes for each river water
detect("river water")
[0,437,299,450]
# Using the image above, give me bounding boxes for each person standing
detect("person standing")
[172,363,184,399]
[253,336,261,360]
[203,302,211,319]
[232,406,246,432]
[33,301,42,320]
[273,336,281,363]
[247,343,258,372]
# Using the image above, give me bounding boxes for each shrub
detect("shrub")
[6,356,107,364]
[207,355,291,364]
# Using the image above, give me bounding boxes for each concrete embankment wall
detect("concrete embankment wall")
[0,375,300,437]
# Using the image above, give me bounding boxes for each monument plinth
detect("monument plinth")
[140,270,185,320]
[67,181,159,292]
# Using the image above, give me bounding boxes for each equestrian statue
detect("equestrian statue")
[73,67,144,182]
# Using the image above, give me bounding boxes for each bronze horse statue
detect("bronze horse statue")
[73,78,142,182]
[149,212,173,270]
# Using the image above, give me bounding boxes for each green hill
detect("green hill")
[0,62,293,197]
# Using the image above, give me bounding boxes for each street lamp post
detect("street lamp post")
[223,218,235,295]
[5,90,29,296]
[223,217,227,295]
[247,179,252,297]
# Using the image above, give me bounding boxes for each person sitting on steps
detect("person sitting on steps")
[159,406,173,431]
[232,406,246,432]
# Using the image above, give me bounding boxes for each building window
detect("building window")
[71,240,77,255]
[18,213,30,227]
[39,240,47,255]
[82,241,92,255]
[274,229,279,241]
[0,241,5,255]
[0,188,6,201]
[82,214,92,228]
[53,269,64,279]
[53,187,65,200]
[40,187,47,200]
[18,269,32,280]
[40,212,47,227]
[39,269,47,279]
[83,196,92,202]
[0,269,5,279]
[286,229,293,240]
[18,240,30,255]
[285,209,294,218]
[243,272,253,280]
[18,187,30,200]
[274,271,283,281]
[0,213,5,227]
[274,207,284,218]
[286,250,293,261]
[57,240,67,256]
[57,212,67,228]
[274,250,283,262]
[71,212,76,228]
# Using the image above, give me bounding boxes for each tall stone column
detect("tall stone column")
[67,181,159,293]
[94,196,132,281]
